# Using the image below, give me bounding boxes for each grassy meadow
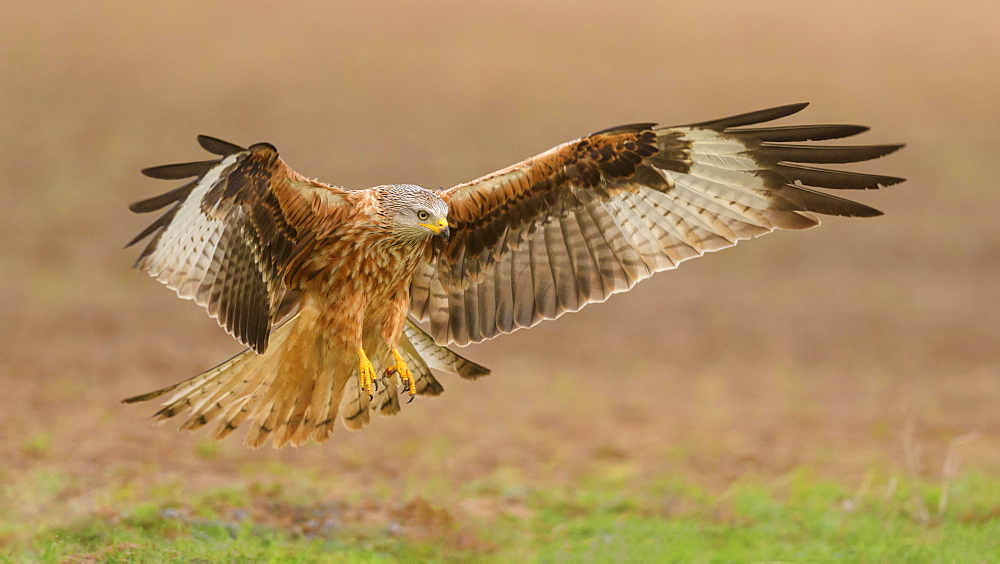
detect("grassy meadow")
[1,2,998,561]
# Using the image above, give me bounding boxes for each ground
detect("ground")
[1,2,998,561]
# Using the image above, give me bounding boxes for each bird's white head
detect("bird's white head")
[380,184,450,242]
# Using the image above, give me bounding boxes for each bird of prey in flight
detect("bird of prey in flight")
[123,103,903,448]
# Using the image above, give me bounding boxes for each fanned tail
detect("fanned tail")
[123,313,350,449]
[124,315,492,448]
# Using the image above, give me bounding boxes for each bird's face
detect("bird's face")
[382,184,450,242]
[413,206,450,239]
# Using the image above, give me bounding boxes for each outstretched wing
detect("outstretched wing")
[127,136,351,353]
[410,103,904,346]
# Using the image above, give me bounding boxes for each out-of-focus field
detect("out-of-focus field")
[2,1,998,560]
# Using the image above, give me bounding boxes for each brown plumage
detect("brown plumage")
[124,103,903,448]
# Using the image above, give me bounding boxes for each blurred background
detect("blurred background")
[1,0,997,532]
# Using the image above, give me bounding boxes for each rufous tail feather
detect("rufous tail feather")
[123,315,491,448]
[123,313,348,449]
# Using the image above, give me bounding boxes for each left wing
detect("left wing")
[410,103,904,346]
[127,136,352,353]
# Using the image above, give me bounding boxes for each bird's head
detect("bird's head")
[380,184,450,242]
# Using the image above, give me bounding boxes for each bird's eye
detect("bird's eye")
[417,210,430,221]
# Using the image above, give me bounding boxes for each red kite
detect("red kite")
[124,103,903,448]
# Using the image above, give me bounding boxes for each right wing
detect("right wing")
[411,103,904,346]
[127,136,352,353]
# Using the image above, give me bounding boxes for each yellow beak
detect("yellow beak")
[419,217,451,239]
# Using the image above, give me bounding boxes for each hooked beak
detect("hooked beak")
[420,217,451,239]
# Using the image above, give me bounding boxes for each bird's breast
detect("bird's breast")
[305,236,427,304]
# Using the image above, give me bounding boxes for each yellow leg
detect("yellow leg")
[388,349,416,397]
[357,348,377,399]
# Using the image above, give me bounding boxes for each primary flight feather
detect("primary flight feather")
[123,103,903,448]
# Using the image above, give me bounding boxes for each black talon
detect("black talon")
[372,378,379,392]
[407,395,415,404]
[368,393,373,401]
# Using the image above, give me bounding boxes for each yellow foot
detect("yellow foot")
[357,348,377,399]
[387,349,416,401]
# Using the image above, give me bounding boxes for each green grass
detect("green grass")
[4,469,999,562]
[519,474,1000,561]
[15,519,448,563]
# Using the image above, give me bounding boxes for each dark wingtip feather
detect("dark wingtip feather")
[758,143,907,164]
[772,185,886,217]
[128,179,197,214]
[141,160,217,180]
[124,206,178,248]
[198,135,245,156]
[778,163,906,190]
[128,200,153,213]
[730,124,871,142]
[684,102,810,130]
[833,202,885,217]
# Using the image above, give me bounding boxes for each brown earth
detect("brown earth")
[1,0,998,538]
